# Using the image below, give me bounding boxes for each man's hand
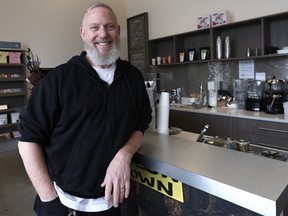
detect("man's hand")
[101,130,144,207]
[101,152,131,207]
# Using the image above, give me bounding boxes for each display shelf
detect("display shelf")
[149,52,288,68]
[262,12,288,54]
[212,19,262,58]
[175,29,210,61]
[0,77,25,81]
[0,123,18,129]
[0,48,26,142]
[148,11,288,66]
[149,36,175,62]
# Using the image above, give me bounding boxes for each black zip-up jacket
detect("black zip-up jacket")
[18,52,152,198]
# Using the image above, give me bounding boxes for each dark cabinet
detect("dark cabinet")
[211,19,262,58]
[201,114,233,137]
[149,11,288,65]
[170,110,288,150]
[262,12,288,53]
[169,110,233,137]
[233,118,288,150]
[169,110,202,133]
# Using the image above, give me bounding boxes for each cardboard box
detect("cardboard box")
[8,52,22,64]
[0,51,8,63]
[212,11,230,27]
[197,15,211,29]
[0,133,11,140]
[0,114,8,125]
[11,131,21,138]
[0,105,8,110]
[10,112,20,123]
[0,41,21,49]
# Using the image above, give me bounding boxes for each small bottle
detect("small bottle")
[224,36,231,59]
[216,36,222,59]
[246,48,250,57]
[199,82,207,106]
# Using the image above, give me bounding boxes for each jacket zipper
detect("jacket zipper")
[104,83,111,168]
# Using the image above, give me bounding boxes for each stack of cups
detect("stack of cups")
[283,102,288,118]
[157,92,170,135]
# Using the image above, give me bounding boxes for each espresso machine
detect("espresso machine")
[246,80,264,111]
[263,76,285,114]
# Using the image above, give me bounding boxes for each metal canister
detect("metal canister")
[216,36,222,59]
[224,36,231,59]
[237,139,250,152]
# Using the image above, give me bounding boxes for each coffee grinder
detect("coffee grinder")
[263,76,285,114]
[246,80,264,111]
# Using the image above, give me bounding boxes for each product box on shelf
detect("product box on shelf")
[0,132,11,140]
[0,114,8,125]
[0,51,8,63]
[0,105,8,110]
[0,41,21,50]
[10,112,20,123]
[8,52,22,64]
[212,11,230,27]
[197,15,211,29]
[11,131,21,138]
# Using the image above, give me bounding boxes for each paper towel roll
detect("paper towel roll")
[157,92,170,135]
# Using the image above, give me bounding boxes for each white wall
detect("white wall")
[126,0,288,40]
[1,1,287,66]
[0,0,127,67]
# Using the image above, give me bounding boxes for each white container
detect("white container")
[157,92,170,135]
[283,102,288,117]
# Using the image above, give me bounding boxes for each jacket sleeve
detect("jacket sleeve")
[18,71,60,146]
[134,71,152,134]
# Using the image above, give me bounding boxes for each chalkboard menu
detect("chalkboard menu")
[127,12,148,74]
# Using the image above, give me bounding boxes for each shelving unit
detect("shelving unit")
[149,11,288,65]
[0,49,27,142]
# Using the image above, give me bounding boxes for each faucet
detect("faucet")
[196,124,209,142]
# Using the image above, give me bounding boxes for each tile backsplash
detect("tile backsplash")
[146,56,288,97]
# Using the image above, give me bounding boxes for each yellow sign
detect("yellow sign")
[130,163,184,202]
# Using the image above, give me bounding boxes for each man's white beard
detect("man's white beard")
[85,42,120,66]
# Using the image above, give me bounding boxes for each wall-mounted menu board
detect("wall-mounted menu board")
[127,12,149,74]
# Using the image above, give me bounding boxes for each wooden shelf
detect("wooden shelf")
[0,49,26,138]
[148,11,288,66]
[0,123,18,129]
[0,77,25,82]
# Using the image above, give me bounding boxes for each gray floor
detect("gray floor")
[0,141,35,216]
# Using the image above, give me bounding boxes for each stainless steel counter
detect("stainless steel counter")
[170,105,288,123]
[135,131,288,216]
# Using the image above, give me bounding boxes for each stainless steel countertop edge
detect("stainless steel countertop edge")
[134,132,288,216]
[134,153,275,216]
[170,106,288,123]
